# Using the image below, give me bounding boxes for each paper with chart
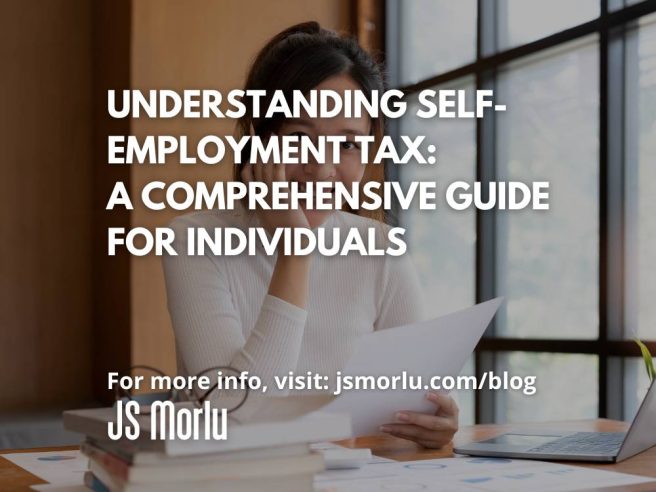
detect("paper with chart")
[315,456,656,491]
[1,450,86,486]
[321,298,503,436]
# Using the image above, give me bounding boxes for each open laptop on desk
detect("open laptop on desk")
[454,379,656,463]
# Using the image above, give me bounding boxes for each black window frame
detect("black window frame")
[385,0,656,423]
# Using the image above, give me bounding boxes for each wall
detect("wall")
[0,0,93,411]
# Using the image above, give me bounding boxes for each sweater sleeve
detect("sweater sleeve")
[374,252,426,331]
[162,216,307,393]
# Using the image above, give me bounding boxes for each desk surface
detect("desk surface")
[1,419,654,492]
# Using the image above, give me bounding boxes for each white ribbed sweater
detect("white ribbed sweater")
[162,207,425,396]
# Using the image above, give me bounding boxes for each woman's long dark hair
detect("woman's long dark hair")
[235,21,387,222]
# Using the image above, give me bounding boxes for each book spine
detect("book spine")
[84,471,111,492]
[82,440,132,463]
[87,437,136,463]
[82,442,131,482]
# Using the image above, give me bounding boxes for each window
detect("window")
[397,0,477,85]
[496,352,598,422]
[399,78,476,318]
[497,0,599,49]
[496,40,599,341]
[625,14,656,341]
[388,0,656,424]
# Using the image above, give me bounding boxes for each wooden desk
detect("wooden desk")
[1,419,654,492]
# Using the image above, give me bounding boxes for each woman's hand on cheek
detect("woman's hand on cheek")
[380,391,459,449]
[240,134,310,233]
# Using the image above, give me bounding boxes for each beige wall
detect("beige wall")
[129,0,351,375]
[0,1,93,410]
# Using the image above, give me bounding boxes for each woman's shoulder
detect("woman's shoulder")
[168,207,252,231]
[331,211,404,258]
[331,210,392,236]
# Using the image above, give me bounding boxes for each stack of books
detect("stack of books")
[63,406,351,492]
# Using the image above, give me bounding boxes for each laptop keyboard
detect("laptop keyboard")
[527,432,626,455]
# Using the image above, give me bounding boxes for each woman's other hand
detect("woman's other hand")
[380,391,459,449]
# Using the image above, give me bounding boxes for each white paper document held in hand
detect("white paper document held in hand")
[319,298,503,436]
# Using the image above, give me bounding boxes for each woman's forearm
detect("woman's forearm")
[268,255,311,309]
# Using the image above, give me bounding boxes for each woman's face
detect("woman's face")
[277,74,371,228]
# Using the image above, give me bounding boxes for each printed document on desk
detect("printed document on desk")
[315,457,655,491]
[1,450,86,487]
[320,298,503,436]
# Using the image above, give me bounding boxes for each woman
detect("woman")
[163,21,458,449]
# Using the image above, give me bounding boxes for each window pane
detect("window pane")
[623,357,653,419]
[400,78,476,318]
[625,15,656,340]
[497,0,599,50]
[399,0,477,85]
[495,352,598,423]
[611,0,651,10]
[627,0,649,6]
[496,40,599,339]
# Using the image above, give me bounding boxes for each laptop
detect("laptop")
[454,378,656,463]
